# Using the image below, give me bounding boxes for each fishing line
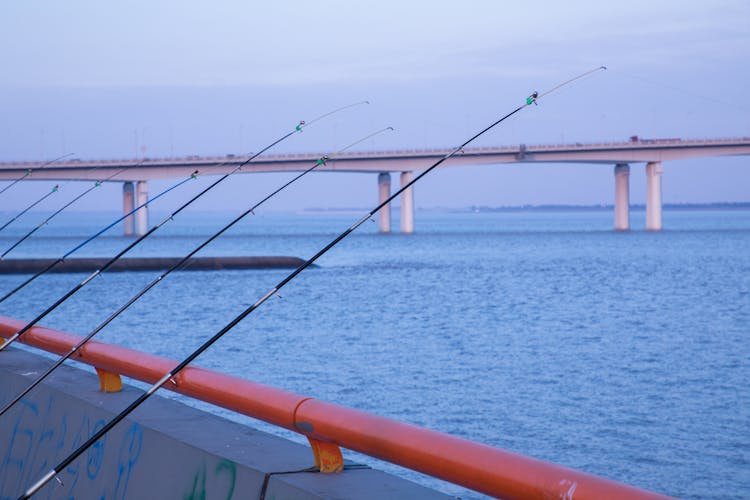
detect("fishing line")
[1,166,136,259]
[0,153,75,197]
[0,127,392,419]
[17,67,605,499]
[0,184,60,232]
[0,101,367,353]
[536,65,606,100]
[613,69,750,114]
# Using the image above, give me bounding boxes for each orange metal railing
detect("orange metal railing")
[0,316,673,499]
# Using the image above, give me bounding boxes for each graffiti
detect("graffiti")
[60,411,102,493]
[1,380,241,499]
[113,423,142,500]
[0,399,38,496]
[0,389,141,500]
[185,463,207,500]
[215,460,236,499]
[87,419,107,480]
[184,459,237,500]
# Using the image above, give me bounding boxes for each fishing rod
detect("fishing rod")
[17,67,606,499]
[0,153,75,197]
[0,127,392,419]
[1,166,135,259]
[0,102,366,305]
[0,170,197,305]
[0,184,60,232]
[0,101,368,353]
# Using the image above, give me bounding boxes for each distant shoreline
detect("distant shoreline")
[3,203,748,217]
[302,202,750,214]
[452,202,750,213]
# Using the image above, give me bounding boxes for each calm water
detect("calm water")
[0,208,748,499]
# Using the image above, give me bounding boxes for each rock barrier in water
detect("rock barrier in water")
[0,256,306,274]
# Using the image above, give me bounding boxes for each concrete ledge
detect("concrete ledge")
[0,256,306,274]
[0,348,450,499]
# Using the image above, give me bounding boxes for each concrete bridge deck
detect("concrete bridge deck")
[1,137,749,234]
[1,137,749,179]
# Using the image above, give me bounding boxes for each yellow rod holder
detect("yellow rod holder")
[95,367,122,393]
[307,437,343,473]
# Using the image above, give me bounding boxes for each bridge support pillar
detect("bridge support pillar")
[122,182,135,236]
[377,173,391,233]
[135,180,149,236]
[613,163,630,231]
[400,172,414,234]
[645,161,663,231]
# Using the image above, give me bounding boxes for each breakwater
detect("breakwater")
[0,256,305,274]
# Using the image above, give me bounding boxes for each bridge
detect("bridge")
[1,137,749,234]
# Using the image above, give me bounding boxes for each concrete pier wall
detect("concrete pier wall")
[0,348,448,499]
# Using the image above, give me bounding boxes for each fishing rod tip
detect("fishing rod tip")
[600,65,608,70]
[387,126,394,131]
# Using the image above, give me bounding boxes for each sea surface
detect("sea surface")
[0,208,748,499]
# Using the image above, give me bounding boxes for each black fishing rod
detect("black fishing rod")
[0,170,197,305]
[1,166,135,259]
[0,102,366,305]
[0,153,75,197]
[0,127,392,419]
[0,101,367,353]
[17,67,606,499]
[0,184,61,232]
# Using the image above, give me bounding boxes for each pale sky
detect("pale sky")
[0,1,748,211]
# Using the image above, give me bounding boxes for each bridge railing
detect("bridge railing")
[1,135,750,171]
[0,315,672,500]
